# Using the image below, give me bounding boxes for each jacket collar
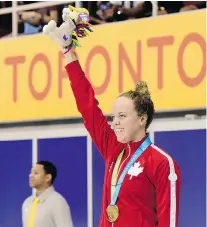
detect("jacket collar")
[123,134,149,152]
[33,185,55,203]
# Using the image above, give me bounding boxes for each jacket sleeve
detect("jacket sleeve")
[65,60,117,160]
[155,158,181,227]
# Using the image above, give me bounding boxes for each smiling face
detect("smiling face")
[111,96,147,143]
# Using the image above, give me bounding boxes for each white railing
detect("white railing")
[0,1,158,37]
[151,1,158,17]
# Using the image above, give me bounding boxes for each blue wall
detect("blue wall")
[0,137,87,227]
[0,129,205,227]
[0,140,32,227]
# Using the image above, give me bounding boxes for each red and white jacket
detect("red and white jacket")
[66,61,181,227]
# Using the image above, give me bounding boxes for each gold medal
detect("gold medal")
[106,205,119,222]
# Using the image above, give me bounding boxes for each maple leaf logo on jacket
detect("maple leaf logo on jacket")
[127,162,144,180]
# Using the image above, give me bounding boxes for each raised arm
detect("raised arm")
[64,51,117,160]
[42,7,118,160]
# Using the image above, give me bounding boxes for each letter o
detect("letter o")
[85,46,111,95]
[28,54,52,100]
[178,33,206,87]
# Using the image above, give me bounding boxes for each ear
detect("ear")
[45,174,52,184]
[140,114,147,126]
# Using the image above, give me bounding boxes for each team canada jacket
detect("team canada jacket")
[65,60,181,227]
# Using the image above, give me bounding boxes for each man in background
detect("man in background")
[22,161,73,227]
